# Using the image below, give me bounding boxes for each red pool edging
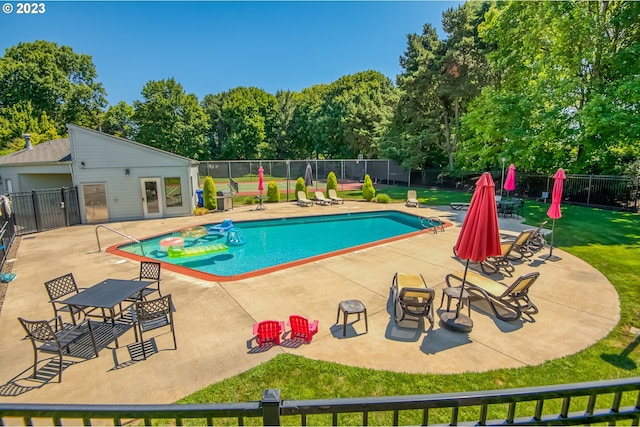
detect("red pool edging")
[106,216,453,282]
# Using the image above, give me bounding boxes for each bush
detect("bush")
[193,206,209,215]
[326,171,338,196]
[376,194,391,203]
[295,177,306,198]
[244,196,256,205]
[267,181,280,202]
[203,176,217,210]
[362,174,376,201]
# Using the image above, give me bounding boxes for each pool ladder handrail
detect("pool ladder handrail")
[421,216,445,234]
[95,225,145,256]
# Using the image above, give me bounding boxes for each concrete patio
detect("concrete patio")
[0,201,620,405]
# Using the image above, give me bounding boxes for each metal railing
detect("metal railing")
[95,225,145,256]
[1,377,639,426]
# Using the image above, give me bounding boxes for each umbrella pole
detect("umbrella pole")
[440,260,473,333]
[540,219,561,261]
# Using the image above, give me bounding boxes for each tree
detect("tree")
[462,0,640,174]
[326,171,338,196]
[362,174,375,201]
[267,181,280,202]
[320,71,399,159]
[134,78,209,159]
[0,40,107,138]
[295,177,306,198]
[202,176,217,210]
[0,101,60,153]
[101,101,136,139]
[201,92,230,159]
[383,2,492,171]
[218,87,279,160]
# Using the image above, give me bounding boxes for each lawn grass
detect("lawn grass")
[175,184,640,422]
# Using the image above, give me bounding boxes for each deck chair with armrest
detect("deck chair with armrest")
[296,191,313,207]
[406,190,419,207]
[480,240,517,276]
[502,229,535,260]
[18,315,99,382]
[314,191,331,206]
[527,221,548,250]
[445,271,540,321]
[44,273,102,328]
[390,272,435,326]
[253,320,285,347]
[328,189,344,204]
[288,315,319,343]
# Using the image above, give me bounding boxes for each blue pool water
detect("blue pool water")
[118,211,438,278]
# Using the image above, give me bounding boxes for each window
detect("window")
[164,177,182,207]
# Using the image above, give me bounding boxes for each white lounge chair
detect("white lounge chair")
[297,191,313,207]
[328,189,344,204]
[406,190,419,207]
[315,191,331,206]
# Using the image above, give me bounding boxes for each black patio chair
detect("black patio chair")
[132,294,176,359]
[127,261,162,302]
[18,315,98,382]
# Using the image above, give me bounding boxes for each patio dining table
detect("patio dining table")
[61,278,153,348]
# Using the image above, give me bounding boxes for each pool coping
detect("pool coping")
[106,211,453,282]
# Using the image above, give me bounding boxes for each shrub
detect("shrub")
[376,193,391,203]
[326,171,338,196]
[193,206,209,215]
[362,174,376,201]
[245,196,256,205]
[267,181,280,202]
[203,176,217,210]
[295,177,306,198]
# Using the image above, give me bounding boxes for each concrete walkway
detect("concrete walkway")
[0,202,619,404]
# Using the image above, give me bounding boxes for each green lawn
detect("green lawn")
[182,186,640,425]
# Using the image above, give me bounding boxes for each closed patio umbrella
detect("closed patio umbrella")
[256,165,266,210]
[541,168,566,261]
[441,172,502,332]
[504,164,516,198]
[304,163,313,187]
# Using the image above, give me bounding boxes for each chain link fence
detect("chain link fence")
[199,160,639,211]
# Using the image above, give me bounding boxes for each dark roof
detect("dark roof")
[0,138,71,165]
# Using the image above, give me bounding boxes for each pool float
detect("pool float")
[208,219,234,235]
[226,227,246,246]
[167,243,228,258]
[181,225,207,239]
[159,236,184,252]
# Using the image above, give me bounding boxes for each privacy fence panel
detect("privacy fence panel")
[9,187,81,235]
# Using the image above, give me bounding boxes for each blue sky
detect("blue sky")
[1,1,463,106]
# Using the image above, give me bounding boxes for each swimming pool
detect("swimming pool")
[110,210,445,281]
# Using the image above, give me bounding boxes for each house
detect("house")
[0,124,200,224]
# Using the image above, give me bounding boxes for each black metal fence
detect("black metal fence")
[9,187,81,235]
[199,160,639,211]
[0,197,16,270]
[1,377,639,426]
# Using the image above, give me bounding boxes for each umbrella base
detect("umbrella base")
[539,254,561,262]
[439,312,473,332]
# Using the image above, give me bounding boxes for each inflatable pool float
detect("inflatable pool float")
[168,243,228,258]
[181,226,207,239]
[159,236,184,252]
[226,227,246,246]
[208,219,234,235]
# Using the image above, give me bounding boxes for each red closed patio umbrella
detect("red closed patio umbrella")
[441,172,502,332]
[504,164,516,198]
[542,168,566,261]
[256,165,266,211]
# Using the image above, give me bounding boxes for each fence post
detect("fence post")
[587,175,593,206]
[261,388,281,426]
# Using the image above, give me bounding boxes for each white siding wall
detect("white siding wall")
[68,125,196,223]
[0,164,72,193]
